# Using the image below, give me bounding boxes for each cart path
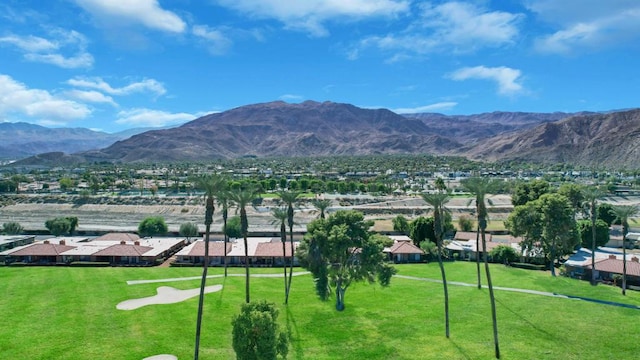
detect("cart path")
[395,274,640,310]
[126,271,311,285]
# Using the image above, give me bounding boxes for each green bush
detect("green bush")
[232,300,289,360]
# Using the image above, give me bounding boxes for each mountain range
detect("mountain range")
[3,101,639,168]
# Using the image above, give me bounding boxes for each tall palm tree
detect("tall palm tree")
[310,198,332,219]
[421,191,451,338]
[230,186,258,304]
[611,205,639,296]
[217,190,233,277]
[271,207,289,302]
[192,174,225,360]
[582,186,603,286]
[277,190,303,304]
[461,177,500,359]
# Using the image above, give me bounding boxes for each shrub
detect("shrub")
[510,262,547,271]
[138,216,168,237]
[2,222,23,235]
[232,300,289,360]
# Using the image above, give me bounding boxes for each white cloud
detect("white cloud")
[192,25,233,55]
[0,29,93,69]
[66,77,166,97]
[0,74,91,123]
[354,2,522,59]
[215,0,409,37]
[115,108,195,127]
[74,0,186,33]
[449,66,524,96]
[392,102,457,114]
[527,0,640,54]
[64,90,118,106]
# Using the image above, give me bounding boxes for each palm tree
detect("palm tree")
[611,205,639,296]
[192,174,225,360]
[271,207,289,302]
[217,190,233,277]
[461,177,500,359]
[310,198,332,219]
[277,190,303,304]
[421,191,451,338]
[582,186,603,286]
[230,185,258,304]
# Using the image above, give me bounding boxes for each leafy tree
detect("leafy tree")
[45,217,71,237]
[611,205,639,295]
[137,216,168,237]
[224,216,243,239]
[297,210,396,311]
[392,215,410,234]
[310,198,332,219]
[511,179,550,206]
[66,216,78,235]
[231,185,259,304]
[192,173,226,360]
[461,177,500,359]
[231,301,289,360]
[490,245,518,264]
[505,202,543,259]
[59,177,75,191]
[597,203,617,226]
[2,222,23,235]
[457,216,474,232]
[535,194,578,277]
[179,222,199,242]
[558,183,585,219]
[277,190,302,305]
[434,177,447,191]
[409,216,435,246]
[577,219,609,248]
[422,191,451,338]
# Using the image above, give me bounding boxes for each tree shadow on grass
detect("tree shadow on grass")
[495,297,553,339]
[215,277,227,306]
[285,306,305,359]
[449,339,472,360]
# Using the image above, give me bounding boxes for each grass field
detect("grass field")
[2,262,640,359]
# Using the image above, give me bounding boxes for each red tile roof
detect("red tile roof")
[10,243,75,256]
[93,244,153,257]
[587,258,640,277]
[93,233,140,242]
[255,242,296,257]
[388,241,424,255]
[187,241,232,257]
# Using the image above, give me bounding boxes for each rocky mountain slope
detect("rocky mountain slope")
[466,109,640,168]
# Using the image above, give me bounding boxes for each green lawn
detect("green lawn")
[1,263,639,359]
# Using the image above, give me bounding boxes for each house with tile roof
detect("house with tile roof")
[174,237,299,267]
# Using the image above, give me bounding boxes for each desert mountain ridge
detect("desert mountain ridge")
[4,100,639,168]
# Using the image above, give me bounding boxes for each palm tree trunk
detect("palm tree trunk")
[481,227,500,359]
[223,210,228,277]
[194,222,210,360]
[281,225,288,302]
[285,223,294,304]
[437,240,449,338]
[476,225,481,289]
[244,233,250,303]
[590,202,597,285]
[622,225,628,296]
[550,237,557,277]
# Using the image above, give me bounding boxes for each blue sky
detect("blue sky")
[1,0,639,133]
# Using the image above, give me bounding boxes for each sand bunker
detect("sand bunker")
[143,355,177,360]
[117,285,223,310]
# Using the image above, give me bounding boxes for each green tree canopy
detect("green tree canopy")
[138,216,168,237]
[224,216,243,239]
[392,215,410,234]
[490,245,519,264]
[535,193,578,276]
[597,203,618,226]
[2,222,23,235]
[409,216,435,246]
[577,219,610,248]
[45,217,71,237]
[231,301,289,360]
[457,216,474,232]
[511,179,550,206]
[297,210,396,311]
[179,222,199,241]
